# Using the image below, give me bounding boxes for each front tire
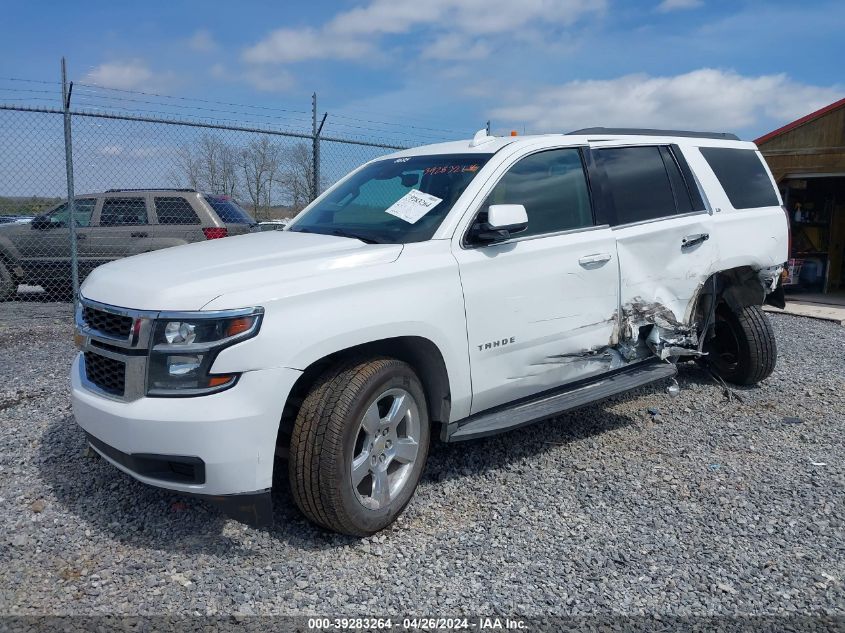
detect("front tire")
[0,260,17,301]
[289,357,430,536]
[706,304,777,385]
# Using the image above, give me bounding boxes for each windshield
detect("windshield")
[289,154,490,244]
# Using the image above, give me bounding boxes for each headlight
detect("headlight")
[147,308,263,397]
[164,321,196,345]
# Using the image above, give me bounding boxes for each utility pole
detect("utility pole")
[61,57,79,306]
[311,93,318,201]
[311,93,327,201]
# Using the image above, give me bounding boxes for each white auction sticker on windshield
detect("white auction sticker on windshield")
[384,190,443,224]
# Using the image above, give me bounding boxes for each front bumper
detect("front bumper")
[72,353,301,506]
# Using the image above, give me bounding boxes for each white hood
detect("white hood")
[80,231,403,310]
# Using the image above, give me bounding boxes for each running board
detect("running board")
[448,361,677,442]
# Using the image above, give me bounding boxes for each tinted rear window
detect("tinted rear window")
[699,147,779,209]
[597,146,677,225]
[204,195,254,224]
[155,196,200,225]
[100,197,148,226]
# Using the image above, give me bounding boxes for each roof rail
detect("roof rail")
[104,188,198,193]
[567,127,740,141]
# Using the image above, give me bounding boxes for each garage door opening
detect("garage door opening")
[781,174,845,301]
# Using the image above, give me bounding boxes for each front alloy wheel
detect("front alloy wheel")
[289,357,430,535]
[351,387,422,511]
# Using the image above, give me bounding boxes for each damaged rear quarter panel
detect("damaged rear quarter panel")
[682,146,788,275]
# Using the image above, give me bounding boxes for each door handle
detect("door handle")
[130,232,148,238]
[75,234,86,240]
[682,233,709,249]
[578,253,612,266]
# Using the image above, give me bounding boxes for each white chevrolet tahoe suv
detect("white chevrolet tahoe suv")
[72,128,788,535]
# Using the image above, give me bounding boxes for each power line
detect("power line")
[75,82,310,116]
[68,100,314,134]
[0,87,56,96]
[71,90,314,126]
[1,75,467,144]
[326,111,464,135]
[322,119,451,141]
[0,77,59,85]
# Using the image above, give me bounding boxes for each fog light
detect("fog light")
[164,321,197,345]
[167,354,203,376]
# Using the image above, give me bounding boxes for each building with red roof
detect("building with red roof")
[756,98,845,294]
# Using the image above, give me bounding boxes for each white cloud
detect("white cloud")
[205,62,293,93]
[243,27,373,64]
[97,145,123,156]
[188,29,217,52]
[243,68,295,93]
[657,0,702,11]
[489,69,841,134]
[328,0,605,36]
[96,145,159,159]
[421,35,491,61]
[85,60,155,90]
[209,63,227,79]
[243,0,604,63]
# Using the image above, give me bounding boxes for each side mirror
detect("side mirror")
[30,215,52,230]
[468,204,528,244]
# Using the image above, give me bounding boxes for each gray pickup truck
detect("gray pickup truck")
[0,188,256,300]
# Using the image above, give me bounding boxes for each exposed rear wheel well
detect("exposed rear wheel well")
[692,265,776,326]
[276,337,450,454]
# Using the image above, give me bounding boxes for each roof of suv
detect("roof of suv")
[386,128,754,160]
[103,188,199,193]
[72,189,215,198]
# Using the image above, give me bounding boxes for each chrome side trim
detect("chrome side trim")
[610,210,709,231]
[461,223,611,250]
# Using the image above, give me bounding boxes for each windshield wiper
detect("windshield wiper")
[327,229,381,244]
[290,227,383,244]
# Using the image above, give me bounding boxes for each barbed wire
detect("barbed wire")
[75,81,311,116]
[0,77,464,140]
[0,76,471,146]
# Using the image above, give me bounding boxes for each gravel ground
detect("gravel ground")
[0,303,843,617]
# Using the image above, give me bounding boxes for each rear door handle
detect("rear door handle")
[682,233,709,249]
[578,253,612,266]
[130,232,148,238]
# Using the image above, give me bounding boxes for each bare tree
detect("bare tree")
[174,144,201,190]
[239,136,282,221]
[174,133,238,197]
[199,134,238,197]
[280,143,315,213]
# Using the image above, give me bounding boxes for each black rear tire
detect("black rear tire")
[0,260,17,301]
[289,357,430,536]
[706,304,777,385]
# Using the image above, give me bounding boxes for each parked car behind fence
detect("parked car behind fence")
[0,215,34,224]
[0,189,256,300]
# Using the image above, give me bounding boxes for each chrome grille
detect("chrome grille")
[84,352,126,396]
[76,298,157,402]
[82,306,133,339]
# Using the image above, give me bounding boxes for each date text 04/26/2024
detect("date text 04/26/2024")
[307,617,527,630]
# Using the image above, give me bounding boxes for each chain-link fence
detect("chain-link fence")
[0,102,408,312]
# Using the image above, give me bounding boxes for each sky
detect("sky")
[1,0,843,145]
